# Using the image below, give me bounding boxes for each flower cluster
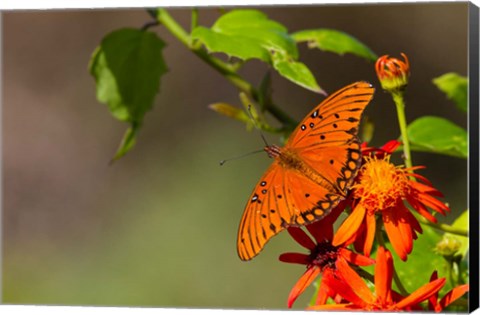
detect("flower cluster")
[279,139,469,311]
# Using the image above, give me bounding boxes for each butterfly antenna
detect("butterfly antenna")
[246,105,269,147]
[219,149,264,166]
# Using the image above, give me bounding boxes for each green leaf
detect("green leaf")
[292,29,377,61]
[89,28,168,158]
[433,73,468,112]
[407,116,467,159]
[272,53,322,93]
[111,125,138,163]
[191,9,322,93]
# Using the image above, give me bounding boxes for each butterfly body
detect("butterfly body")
[237,82,375,261]
[265,145,345,196]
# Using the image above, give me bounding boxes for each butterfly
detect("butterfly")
[237,81,375,261]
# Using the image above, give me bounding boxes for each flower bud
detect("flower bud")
[434,235,462,258]
[375,53,410,93]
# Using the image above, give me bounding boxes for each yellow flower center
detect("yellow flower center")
[353,156,410,212]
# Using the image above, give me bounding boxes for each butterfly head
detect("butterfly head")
[264,145,282,159]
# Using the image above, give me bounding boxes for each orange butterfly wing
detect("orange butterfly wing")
[237,81,375,261]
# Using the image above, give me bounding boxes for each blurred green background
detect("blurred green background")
[3,3,468,309]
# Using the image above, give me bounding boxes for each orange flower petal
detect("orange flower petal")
[333,204,366,246]
[308,303,359,310]
[417,193,449,215]
[402,203,422,233]
[428,271,439,310]
[339,248,375,266]
[383,209,408,261]
[287,266,321,308]
[407,172,434,187]
[438,284,469,311]
[394,278,446,310]
[407,195,438,223]
[363,210,376,257]
[409,180,443,197]
[375,247,393,305]
[396,204,415,255]
[315,268,336,305]
[336,256,376,304]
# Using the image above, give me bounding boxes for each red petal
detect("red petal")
[406,195,438,223]
[353,222,367,253]
[407,172,434,187]
[402,204,422,234]
[315,268,336,305]
[278,252,310,265]
[416,193,449,215]
[409,180,443,197]
[438,284,469,311]
[309,303,359,310]
[339,248,375,266]
[363,211,376,256]
[381,140,401,153]
[396,204,415,255]
[307,201,346,243]
[428,271,439,310]
[382,209,409,261]
[287,266,321,308]
[394,278,446,310]
[333,204,366,246]
[336,256,376,304]
[375,247,394,304]
[287,226,316,250]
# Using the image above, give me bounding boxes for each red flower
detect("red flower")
[279,204,375,308]
[333,141,450,261]
[310,246,446,311]
[428,271,469,312]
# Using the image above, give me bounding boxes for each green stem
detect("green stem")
[191,8,198,32]
[445,258,455,288]
[416,215,468,237]
[392,92,413,170]
[154,8,297,129]
[392,92,413,167]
